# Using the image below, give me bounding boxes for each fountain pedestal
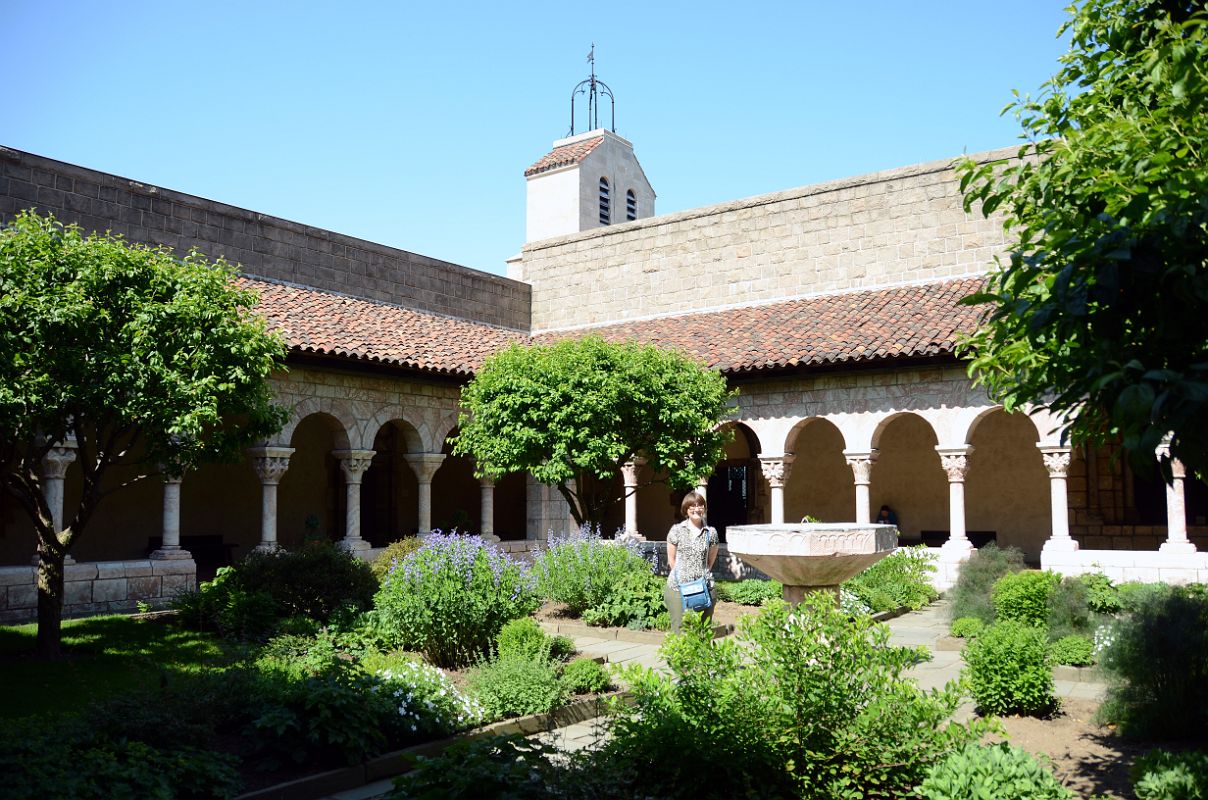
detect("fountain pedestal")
[726,523,898,603]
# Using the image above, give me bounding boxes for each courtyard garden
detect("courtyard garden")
[3,529,1206,799]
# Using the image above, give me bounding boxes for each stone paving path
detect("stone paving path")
[313,601,1108,798]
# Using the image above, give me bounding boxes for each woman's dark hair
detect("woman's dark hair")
[681,491,707,517]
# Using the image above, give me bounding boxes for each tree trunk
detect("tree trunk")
[35,544,65,659]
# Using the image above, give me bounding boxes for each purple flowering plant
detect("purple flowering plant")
[373,531,539,669]
[532,524,654,616]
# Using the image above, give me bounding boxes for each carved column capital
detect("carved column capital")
[1037,445,1071,479]
[249,446,295,485]
[41,443,78,480]
[620,457,646,486]
[407,453,446,484]
[936,446,974,482]
[334,449,376,484]
[843,450,877,485]
[759,453,795,488]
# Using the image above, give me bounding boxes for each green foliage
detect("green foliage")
[1080,573,1124,614]
[548,634,575,662]
[1133,749,1208,800]
[1050,634,1096,667]
[918,742,1074,800]
[373,532,539,669]
[1118,580,1172,613]
[387,734,569,800]
[466,655,566,720]
[955,0,1208,476]
[533,526,654,614]
[602,595,989,799]
[713,578,782,605]
[1098,586,1208,738]
[452,336,736,526]
[560,658,612,695]
[0,211,289,653]
[1047,576,1097,639]
[373,659,485,735]
[963,620,1056,716]
[843,545,939,612]
[949,617,985,639]
[948,543,1026,624]
[497,616,552,662]
[371,537,426,581]
[581,570,669,630]
[992,570,1060,628]
[254,629,347,679]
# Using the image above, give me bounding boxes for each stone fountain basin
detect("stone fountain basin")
[726,523,898,589]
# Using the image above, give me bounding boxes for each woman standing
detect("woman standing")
[664,491,720,633]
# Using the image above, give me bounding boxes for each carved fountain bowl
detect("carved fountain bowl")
[726,523,899,591]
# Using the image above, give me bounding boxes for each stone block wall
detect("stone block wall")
[0,558,196,624]
[0,146,531,330]
[519,147,1017,332]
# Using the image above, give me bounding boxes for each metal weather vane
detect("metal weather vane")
[570,43,615,136]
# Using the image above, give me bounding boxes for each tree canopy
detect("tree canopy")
[0,211,288,655]
[453,336,735,528]
[956,0,1208,478]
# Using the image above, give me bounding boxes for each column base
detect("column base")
[337,537,373,554]
[253,541,281,553]
[940,537,974,556]
[617,530,647,543]
[1041,537,1080,554]
[150,547,194,561]
[1159,540,1198,554]
[481,533,501,544]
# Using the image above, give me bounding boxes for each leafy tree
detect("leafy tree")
[453,336,735,528]
[0,211,288,657]
[956,0,1208,478]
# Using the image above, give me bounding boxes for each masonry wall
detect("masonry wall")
[0,146,531,330]
[519,147,1015,332]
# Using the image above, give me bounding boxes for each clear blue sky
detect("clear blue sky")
[2,1,1070,276]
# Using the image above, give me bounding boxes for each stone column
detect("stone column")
[759,454,795,525]
[937,446,974,553]
[1156,442,1195,553]
[843,450,877,524]
[620,458,646,539]
[37,439,78,565]
[1038,445,1078,553]
[479,475,500,543]
[334,450,375,554]
[407,453,445,535]
[150,474,192,560]
[249,446,294,551]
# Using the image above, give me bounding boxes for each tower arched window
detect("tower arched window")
[599,177,611,225]
[626,189,637,221]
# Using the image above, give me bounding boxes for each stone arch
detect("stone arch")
[869,410,942,452]
[278,411,355,547]
[432,411,463,455]
[361,418,426,544]
[868,411,945,540]
[361,408,424,453]
[965,407,1049,556]
[279,398,354,450]
[784,417,851,524]
[431,426,480,533]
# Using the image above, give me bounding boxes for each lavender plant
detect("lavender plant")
[532,524,654,615]
[374,532,539,668]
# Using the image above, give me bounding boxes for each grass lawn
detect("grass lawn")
[0,615,235,720]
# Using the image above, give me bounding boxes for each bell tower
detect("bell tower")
[521,47,655,245]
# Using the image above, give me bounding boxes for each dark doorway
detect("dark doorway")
[707,462,753,542]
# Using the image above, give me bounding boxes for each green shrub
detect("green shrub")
[497,617,551,662]
[532,526,654,615]
[582,570,668,630]
[371,536,425,581]
[1098,587,1208,738]
[603,595,989,799]
[1049,634,1095,667]
[548,634,575,662]
[387,734,568,800]
[375,659,484,735]
[232,544,378,622]
[1079,573,1124,614]
[992,570,1060,628]
[949,617,984,638]
[963,620,1056,716]
[560,658,612,694]
[714,578,782,605]
[918,742,1074,799]
[1132,749,1208,800]
[254,630,347,678]
[843,545,939,612]
[948,542,1026,624]
[467,656,566,720]
[1047,576,1096,639]
[1118,581,1173,613]
[374,532,539,668]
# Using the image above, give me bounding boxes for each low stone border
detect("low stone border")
[538,619,732,643]
[234,691,629,800]
[1053,665,1103,683]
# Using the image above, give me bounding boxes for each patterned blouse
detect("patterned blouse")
[666,520,719,586]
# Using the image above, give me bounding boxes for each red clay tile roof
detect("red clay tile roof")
[524,136,605,177]
[242,275,982,378]
[242,277,526,376]
[537,278,986,374]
